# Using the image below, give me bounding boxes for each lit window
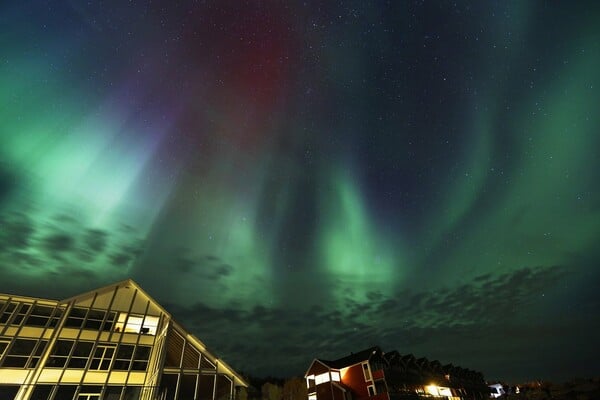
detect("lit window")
[425,385,439,396]
[114,313,158,335]
[331,371,341,382]
[309,395,317,400]
[315,372,330,385]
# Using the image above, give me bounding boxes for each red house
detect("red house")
[305,347,389,400]
[304,346,489,400]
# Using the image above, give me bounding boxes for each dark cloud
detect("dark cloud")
[109,240,145,268]
[84,229,108,253]
[43,233,75,255]
[172,251,234,281]
[0,212,36,251]
[155,265,574,378]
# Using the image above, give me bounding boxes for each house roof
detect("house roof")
[317,346,382,369]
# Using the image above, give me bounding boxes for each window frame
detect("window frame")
[90,344,116,370]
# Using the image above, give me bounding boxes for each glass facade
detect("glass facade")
[0,280,247,400]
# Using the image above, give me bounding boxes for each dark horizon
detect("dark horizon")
[1,0,599,384]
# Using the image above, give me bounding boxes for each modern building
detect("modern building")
[305,346,489,400]
[0,279,248,400]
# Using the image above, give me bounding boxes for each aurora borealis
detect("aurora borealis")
[1,0,599,382]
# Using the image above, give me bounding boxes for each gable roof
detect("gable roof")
[317,346,382,369]
[61,278,249,387]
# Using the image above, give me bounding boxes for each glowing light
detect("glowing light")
[315,372,330,385]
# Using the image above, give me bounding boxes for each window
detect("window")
[367,386,376,397]
[331,371,341,382]
[114,313,158,335]
[77,386,102,400]
[0,385,20,398]
[83,310,103,330]
[90,344,115,370]
[54,386,77,400]
[315,372,330,385]
[2,338,37,367]
[28,340,48,368]
[306,375,315,389]
[30,385,54,400]
[67,342,93,369]
[113,344,134,370]
[131,345,151,371]
[309,395,317,400]
[104,387,123,400]
[362,363,372,381]
[23,305,55,327]
[182,342,200,368]
[47,340,74,368]
[0,339,9,358]
[0,302,17,323]
[65,307,87,328]
[12,303,31,325]
[159,374,178,400]
[200,353,216,370]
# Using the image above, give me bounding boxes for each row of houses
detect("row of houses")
[305,347,490,400]
[1,280,489,399]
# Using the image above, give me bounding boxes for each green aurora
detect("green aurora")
[1,0,599,381]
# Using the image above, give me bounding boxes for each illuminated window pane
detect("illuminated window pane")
[315,373,330,385]
[141,315,159,335]
[114,313,157,334]
[331,371,340,382]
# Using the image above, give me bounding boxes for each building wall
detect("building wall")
[340,364,370,400]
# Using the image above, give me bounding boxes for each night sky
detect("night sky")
[1,0,599,383]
